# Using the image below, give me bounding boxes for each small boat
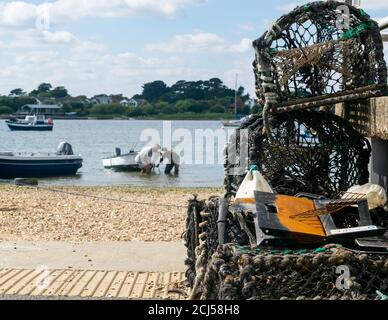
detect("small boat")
[222,115,253,128]
[6,115,54,131]
[221,119,242,127]
[103,148,140,171]
[0,142,82,179]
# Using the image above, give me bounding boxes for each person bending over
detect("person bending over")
[160,148,180,175]
[135,144,161,175]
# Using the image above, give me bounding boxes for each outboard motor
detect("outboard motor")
[57,141,74,155]
[115,148,121,157]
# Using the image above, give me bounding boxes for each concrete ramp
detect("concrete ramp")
[0,269,186,299]
[0,241,187,299]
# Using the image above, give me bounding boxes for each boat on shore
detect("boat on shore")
[103,148,140,171]
[6,115,54,131]
[0,142,82,179]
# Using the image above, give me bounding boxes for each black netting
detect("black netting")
[225,110,371,197]
[201,244,388,300]
[253,1,386,111]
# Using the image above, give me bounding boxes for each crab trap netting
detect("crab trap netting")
[200,244,388,300]
[184,1,388,300]
[224,110,371,198]
[185,197,388,300]
[253,0,387,114]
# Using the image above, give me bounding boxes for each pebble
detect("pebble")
[0,185,221,242]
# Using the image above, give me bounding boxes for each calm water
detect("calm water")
[0,120,228,188]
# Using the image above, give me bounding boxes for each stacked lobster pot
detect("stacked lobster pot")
[185,1,388,300]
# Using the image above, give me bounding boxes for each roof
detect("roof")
[22,104,61,110]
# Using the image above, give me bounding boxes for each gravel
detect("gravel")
[0,185,221,242]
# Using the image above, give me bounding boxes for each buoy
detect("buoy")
[234,166,273,204]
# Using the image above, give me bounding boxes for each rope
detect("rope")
[16,183,187,209]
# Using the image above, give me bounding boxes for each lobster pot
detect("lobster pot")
[201,244,388,300]
[336,97,388,140]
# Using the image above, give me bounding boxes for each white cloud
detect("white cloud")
[0,1,37,27]
[145,32,253,54]
[229,38,252,53]
[0,0,207,27]
[0,36,198,97]
[41,30,76,43]
[146,32,227,53]
[0,29,77,48]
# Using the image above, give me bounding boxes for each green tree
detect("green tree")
[175,99,196,112]
[9,88,26,96]
[128,107,146,117]
[237,105,250,115]
[51,86,68,98]
[141,103,159,116]
[37,83,52,93]
[188,101,208,113]
[141,81,169,102]
[89,104,127,115]
[210,105,226,113]
[251,104,263,114]
[0,106,12,114]
[161,105,178,114]
[155,101,169,110]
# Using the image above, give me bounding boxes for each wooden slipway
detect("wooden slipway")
[0,268,187,300]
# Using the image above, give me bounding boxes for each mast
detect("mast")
[234,73,238,118]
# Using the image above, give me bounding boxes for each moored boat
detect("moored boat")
[0,142,82,179]
[103,148,140,171]
[6,115,54,131]
[222,115,253,128]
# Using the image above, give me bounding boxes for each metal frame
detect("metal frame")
[249,191,386,248]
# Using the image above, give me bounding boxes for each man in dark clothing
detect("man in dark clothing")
[160,148,180,175]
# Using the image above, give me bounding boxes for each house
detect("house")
[18,104,61,116]
[91,95,112,105]
[121,98,148,107]
[120,98,137,107]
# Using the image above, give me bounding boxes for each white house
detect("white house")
[120,98,138,107]
[91,95,112,105]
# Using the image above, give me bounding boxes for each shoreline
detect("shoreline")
[0,185,223,243]
[0,115,233,121]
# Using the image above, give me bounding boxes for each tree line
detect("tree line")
[0,79,262,119]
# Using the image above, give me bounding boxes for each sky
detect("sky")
[0,0,387,98]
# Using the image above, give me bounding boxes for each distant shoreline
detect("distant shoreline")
[0,113,235,121]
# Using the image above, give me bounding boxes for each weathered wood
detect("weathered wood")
[370,97,388,140]
[336,97,388,140]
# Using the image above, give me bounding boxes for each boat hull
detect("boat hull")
[103,153,140,172]
[0,156,83,179]
[6,121,54,131]
[221,120,240,127]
